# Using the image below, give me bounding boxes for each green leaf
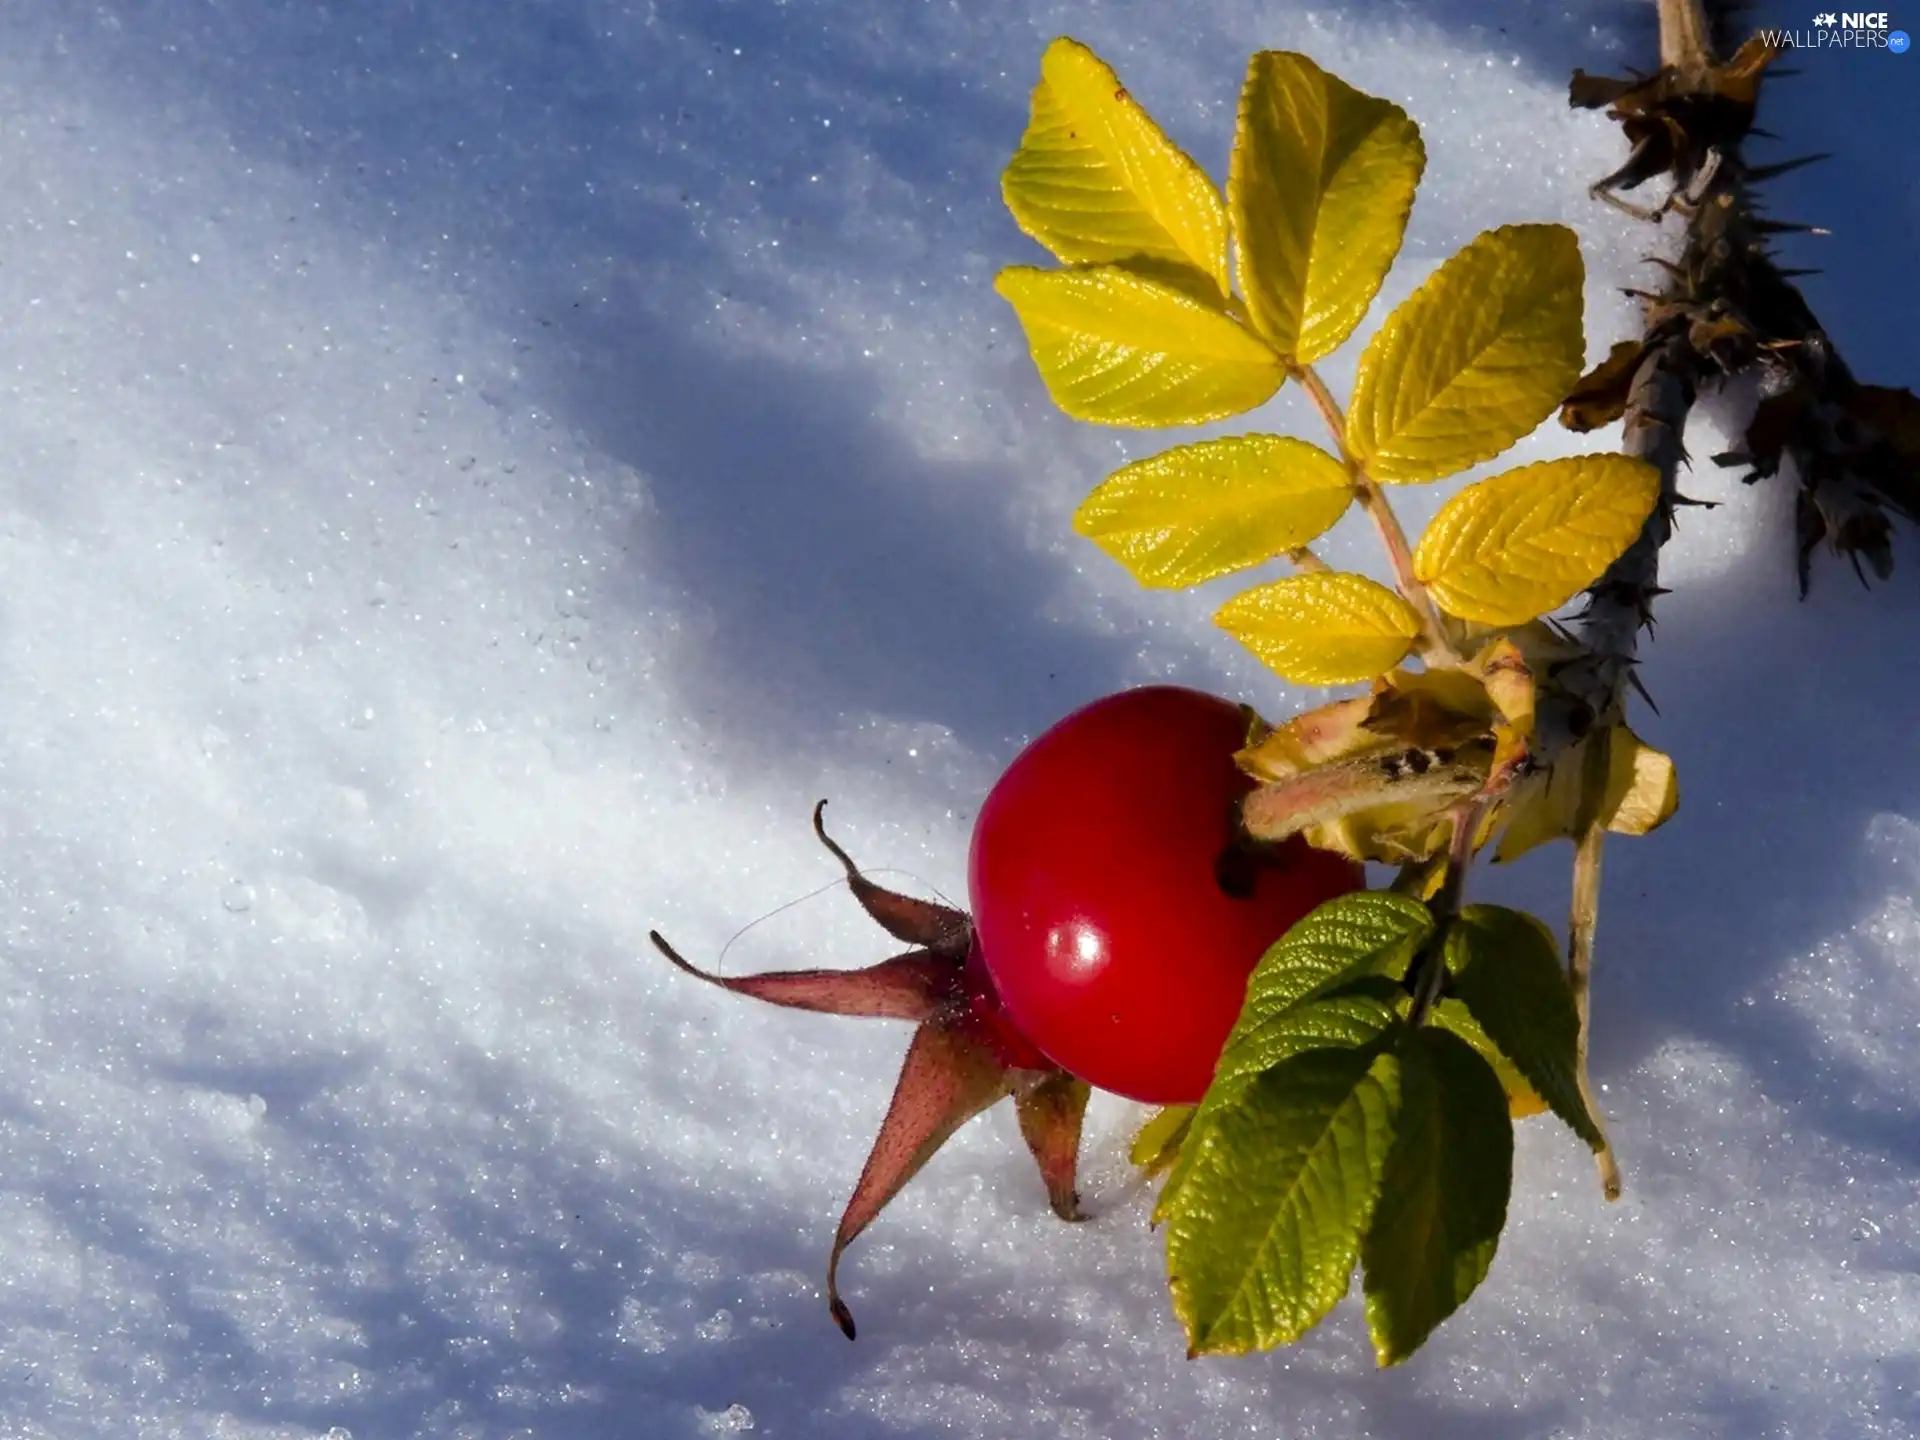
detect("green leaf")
[1211,976,1403,1097]
[1361,1026,1512,1366]
[1073,434,1354,588]
[1154,894,1432,1222]
[1431,998,1547,1119]
[1230,51,1425,362]
[1413,455,1662,624]
[1166,1044,1402,1356]
[1215,571,1422,685]
[1157,978,1411,1224]
[1002,38,1230,295]
[995,264,1284,427]
[1444,905,1604,1149]
[1237,891,1436,1019]
[1347,224,1586,484]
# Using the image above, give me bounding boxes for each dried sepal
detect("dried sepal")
[812,800,971,955]
[1234,638,1543,863]
[1014,1071,1094,1221]
[1569,34,1784,199]
[1718,373,1920,593]
[1561,339,1648,432]
[827,1021,1017,1338]
[649,931,948,1021]
[652,805,1089,1341]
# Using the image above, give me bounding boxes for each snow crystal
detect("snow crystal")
[0,0,1914,1435]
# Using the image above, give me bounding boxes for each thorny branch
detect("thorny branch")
[1539,0,1918,1197]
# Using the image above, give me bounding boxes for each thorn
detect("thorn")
[1746,153,1831,182]
[1627,668,1660,714]
[1671,493,1721,508]
[1775,267,1822,278]
[1769,65,1804,79]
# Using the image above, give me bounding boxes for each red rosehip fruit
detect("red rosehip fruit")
[969,686,1364,1104]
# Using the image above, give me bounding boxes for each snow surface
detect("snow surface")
[0,1,1916,1436]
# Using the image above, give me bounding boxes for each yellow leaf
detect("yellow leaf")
[1413,454,1661,624]
[1003,38,1230,296]
[1237,694,1378,782]
[1129,1105,1195,1176]
[1230,52,1424,363]
[1216,572,1421,685]
[1469,638,1536,733]
[1605,733,1679,836]
[1494,725,1679,862]
[1363,668,1500,748]
[995,265,1283,427]
[1236,664,1502,787]
[1492,776,1564,865]
[1348,224,1586,483]
[1073,435,1353,587]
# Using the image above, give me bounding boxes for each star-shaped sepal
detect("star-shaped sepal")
[649,802,1090,1338]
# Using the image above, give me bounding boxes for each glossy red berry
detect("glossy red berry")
[968,686,1365,1105]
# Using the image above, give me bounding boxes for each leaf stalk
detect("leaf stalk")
[1291,362,1461,665]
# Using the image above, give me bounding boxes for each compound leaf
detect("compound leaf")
[1166,1045,1402,1355]
[1003,37,1230,295]
[1413,454,1661,624]
[996,264,1283,426]
[1230,51,1424,362]
[1361,1026,1512,1365]
[1443,905,1603,1149]
[1216,571,1421,684]
[1074,434,1354,587]
[1347,224,1585,484]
